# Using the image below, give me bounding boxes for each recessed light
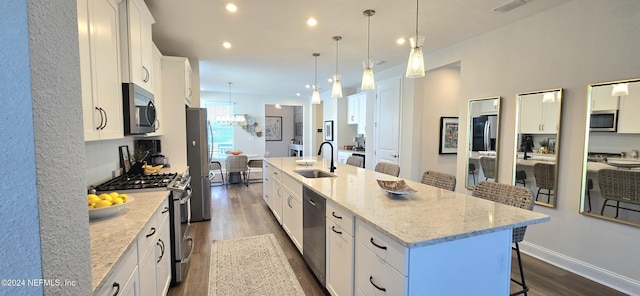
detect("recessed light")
[307,17,317,27]
[225,3,237,12]
[222,42,231,49]
[396,38,406,45]
[296,93,301,96]
[305,84,310,89]
[327,78,333,83]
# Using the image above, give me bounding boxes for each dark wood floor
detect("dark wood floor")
[167,182,626,296]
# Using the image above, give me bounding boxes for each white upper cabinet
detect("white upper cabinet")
[348,92,369,134]
[480,99,499,115]
[145,44,163,136]
[119,0,155,93]
[184,59,193,106]
[519,94,559,134]
[78,0,124,141]
[347,94,359,125]
[617,82,640,133]
[591,85,619,111]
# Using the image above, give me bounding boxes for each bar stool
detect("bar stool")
[533,163,555,203]
[479,156,496,181]
[346,156,364,168]
[209,161,224,186]
[421,170,456,191]
[374,162,400,177]
[245,159,264,185]
[515,170,527,187]
[468,163,477,186]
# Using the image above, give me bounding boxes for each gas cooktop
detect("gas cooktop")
[94,173,178,192]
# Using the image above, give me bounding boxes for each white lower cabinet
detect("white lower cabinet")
[355,242,407,296]
[263,162,272,209]
[281,173,303,253]
[326,219,354,296]
[137,197,171,296]
[155,214,172,295]
[271,175,283,225]
[95,244,139,296]
[138,242,157,296]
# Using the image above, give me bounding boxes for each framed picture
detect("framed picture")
[265,116,282,141]
[324,120,334,141]
[118,145,131,172]
[439,117,459,154]
[547,137,556,153]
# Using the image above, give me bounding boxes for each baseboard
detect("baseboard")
[520,242,640,295]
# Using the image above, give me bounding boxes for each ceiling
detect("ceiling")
[147,0,569,99]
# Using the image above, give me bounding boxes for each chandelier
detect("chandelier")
[216,82,246,126]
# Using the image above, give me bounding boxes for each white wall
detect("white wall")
[265,105,295,157]
[419,63,461,178]
[2,0,91,294]
[320,89,357,161]
[402,0,640,293]
[201,91,311,157]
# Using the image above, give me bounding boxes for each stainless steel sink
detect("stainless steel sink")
[294,169,336,179]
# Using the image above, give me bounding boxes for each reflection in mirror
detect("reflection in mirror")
[513,89,563,208]
[466,97,501,189]
[581,78,640,227]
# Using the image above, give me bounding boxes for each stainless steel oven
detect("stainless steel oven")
[167,173,193,285]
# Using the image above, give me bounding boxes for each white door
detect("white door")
[375,78,401,165]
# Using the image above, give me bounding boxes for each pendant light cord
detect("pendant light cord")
[335,39,339,75]
[415,0,419,37]
[314,55,318,88]
[367,15,371,61]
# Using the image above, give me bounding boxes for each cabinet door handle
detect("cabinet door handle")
[331,226,342,235]
[146,227,156,238]
[142,66,150,83]
[265,194,269,199]
[331,211,342,219]
[162,206,169,214]
[277,187,281,197]
[111,282,120,296]
[369,276,386,292]
[370,237,387,250]
[188,88,192,97]
[157,239,165,263]
[95,107,104,130]
[101,107,108,130]
[287,196,293,208]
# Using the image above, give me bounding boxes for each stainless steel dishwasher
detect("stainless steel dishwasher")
[303,187,326,286]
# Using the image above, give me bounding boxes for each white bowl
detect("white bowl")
[89,196,134,220]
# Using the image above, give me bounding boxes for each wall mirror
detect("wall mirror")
[581,78,640,227]
[466,96,501,189]
[512,89,563,208]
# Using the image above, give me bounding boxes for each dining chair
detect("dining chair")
[473,181,534,296]
[598,169,640,218]
[225,155,248,186]
[533,163,555,203]
[420,170,456,191]
[374,162,400,177]
[209,161,224,186]
[479,156,496,181]
[346,156,364,168]
[515,170,527,187]
[468,163,477,186]
[245,159,264,186]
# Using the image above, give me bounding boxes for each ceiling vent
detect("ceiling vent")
[492,0,528,13]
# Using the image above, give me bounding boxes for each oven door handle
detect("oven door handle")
[179,236,194,264]
[180,186,192,205]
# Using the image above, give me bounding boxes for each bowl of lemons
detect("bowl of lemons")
[87,192,133,220]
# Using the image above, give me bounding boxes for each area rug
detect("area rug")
[208,233,305,296]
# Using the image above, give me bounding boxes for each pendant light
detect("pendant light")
[611,83,629,96]
[361,10,376,90]
[405,0,425,78]
[311,53,321,105]
[331,36,343,98]
[216,82,246,125]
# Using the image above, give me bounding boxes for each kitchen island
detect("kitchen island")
[265,157,549,295]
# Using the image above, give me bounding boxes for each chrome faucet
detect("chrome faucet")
[317,141,336,173]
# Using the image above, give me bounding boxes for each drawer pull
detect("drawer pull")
[331,211,342,219]
[111,282,120,296]
[331,226,342,235]
[162,206,169,214]
[369,276,386,292]
[157,239,165,263]
[370,237,387,250]
[146,227,156,238]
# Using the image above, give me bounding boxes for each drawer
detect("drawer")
[271,167,282,181]
[281,172,302,198]
[355,241,407,296]
[95,244,138,296]
[157,196,170,225]
[356,219,407,276]
[137,204,162,258]
[327,200,354,235]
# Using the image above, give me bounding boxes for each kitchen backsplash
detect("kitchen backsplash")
[588,132,640,155]
[85,137,135,187]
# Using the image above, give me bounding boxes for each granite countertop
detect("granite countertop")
[338,149,365,155]
[90,190,169,292]
[266,157,549,248]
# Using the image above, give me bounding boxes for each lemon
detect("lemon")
[88,201,96,208]
[87,194,99,200]
[99,193,113,202]
[112,197,123,205]
[88,196,101,205]
[94,199,112,208]
[118,194,129,203]
[109,192,119,199]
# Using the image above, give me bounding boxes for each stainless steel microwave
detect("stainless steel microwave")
[590,110,617,132]
[122,83,156,135]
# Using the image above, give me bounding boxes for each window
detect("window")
[204,102,234,159]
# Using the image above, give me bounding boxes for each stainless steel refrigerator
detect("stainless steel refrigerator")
[186,108,212,221]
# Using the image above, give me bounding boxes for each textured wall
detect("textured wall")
[0,0,44,295]
[28,0,92,295]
